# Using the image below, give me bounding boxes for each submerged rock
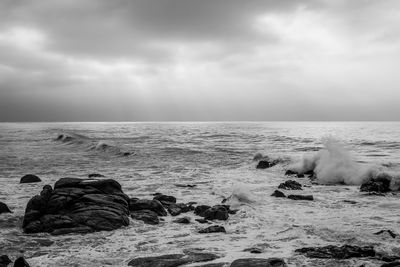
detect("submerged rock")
[173,217,191,224]
[360,175,391,193]
[20,174,41,184]
[129,199,167,216]
[230,258,287,267]
[0,202,12,214]
[287,195,314,201]
[295,245,376,259]
[88,173,104,178]
[13,257,30,267]
[271,190,286,198]
[195,218,210,224]
[198,225,226,234]
[374,230,398,238]
[0,255,11,267]
[22,178,130,235]
[128,252,219,267]
[285,170,298,176]
[278,180,302,190]
[131,210,159,225]
[203,205,229,221]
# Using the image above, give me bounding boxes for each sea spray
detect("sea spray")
[289,137,376,185]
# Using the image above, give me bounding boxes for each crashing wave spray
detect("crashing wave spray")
[289,137,375,185]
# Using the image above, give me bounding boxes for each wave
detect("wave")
[288,137,383,185]
[55,133,132,157]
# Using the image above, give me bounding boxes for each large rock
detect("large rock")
[129,199,167,216]
[22,178,130,235]
[20,174,41,184]
[128,252,219,266]
[230,258,287,267]
[131,210,159,225]
[153,194,177,204]
[194,205,211,217]
[13,257,30,267]
[203,205,229,221]
[295,245,375,259]
[0,255,11,267]
[278,180,302,190]
[360,174,391,193]
[0,202,12,214]
[271,190,286,198]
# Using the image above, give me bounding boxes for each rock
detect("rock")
[256,160,277,169]
[174,184,197,188]
[203,205,229,221]
[0,255,11,267]
[131,210,159,225]
[287,195,313,201]
[166,203,192,216]
[297,174,305,178]
[194,205,211,217]
[153,194,177,204]
[129,199,167,216]
[198,225,226,234]
[88,173,104,178]
[304,170,314,176]
[360,175,391,193]
[374,230,397,238]
[295,245,376,259]
[195,218,210,224]
[230,258,287,267]
[0,202,12,214]
[192,263,228,267]
[173,217,191,224]
[271,190,286,198]
[22,178,130,235]
[285,170,298,176]
[243,247,263,254]
[381,261,400,267]
[128,252,219,266]
[20,174,41,184]
[278,180,302,190]
[13,257,30,267]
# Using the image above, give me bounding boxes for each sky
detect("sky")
[0,0,399,121]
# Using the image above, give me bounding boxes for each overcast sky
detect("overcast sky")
[0,0,399,121]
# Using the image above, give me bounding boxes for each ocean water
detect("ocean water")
[0,122,399,266]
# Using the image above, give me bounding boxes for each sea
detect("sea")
[0,121,399,266]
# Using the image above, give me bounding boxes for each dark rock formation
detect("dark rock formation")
[243,247,263,254]
[129,199,167,216]
[0,255,11,267]
[131,210,159,225]
[295,245,376,259]
[278,180,302,190]
[285,170,298,176]
[20,174,41,184]
[198,225,226,234]
[153,194,177,205]
[0,202,12,214]
[195,218,210,224]
[13,257,30,267]
[22,178,130,235]
[271,190,286,198]
[360,175,391,193]
[194,205,211,217]
[203,205,229,221]
[230,258,287,267]
[374,230,397,238]
[287,195,314,201]
[256,160,273,169]
[128,252,219,266]
[88,173,104,178]
[173,217,191,224]
[381,261,400,267]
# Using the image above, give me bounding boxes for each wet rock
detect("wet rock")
[194,205,211,217]
[287,195,314,201]
[256,160,272,169]
[381,261,400,267]
[166,203,193,216]
[360,175,391,193]
[128,252,219,266]
[278,180,302,190]
[198,225,226,234]
[174,184,197,188]
[88,173,104,178]
[0,255,11,267]
[195,218,210,224]
[131,210,159,225]
[304,170,314,176]
[0,202,12,214]
[342,200,357,204]
[129,199,167,216]
[230,258,287,267]
[13,257,30,267]
[22,178,130,235]
[374,230,398,238]
[295,245,376,259]
[271,190,286,198]
[243,247,263,254]
[153,194,177,205]
[297,174,305,178]
[20,174,41,184]
[285,170,298,176]
[203,205,229,221]
[173,217,191,224]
